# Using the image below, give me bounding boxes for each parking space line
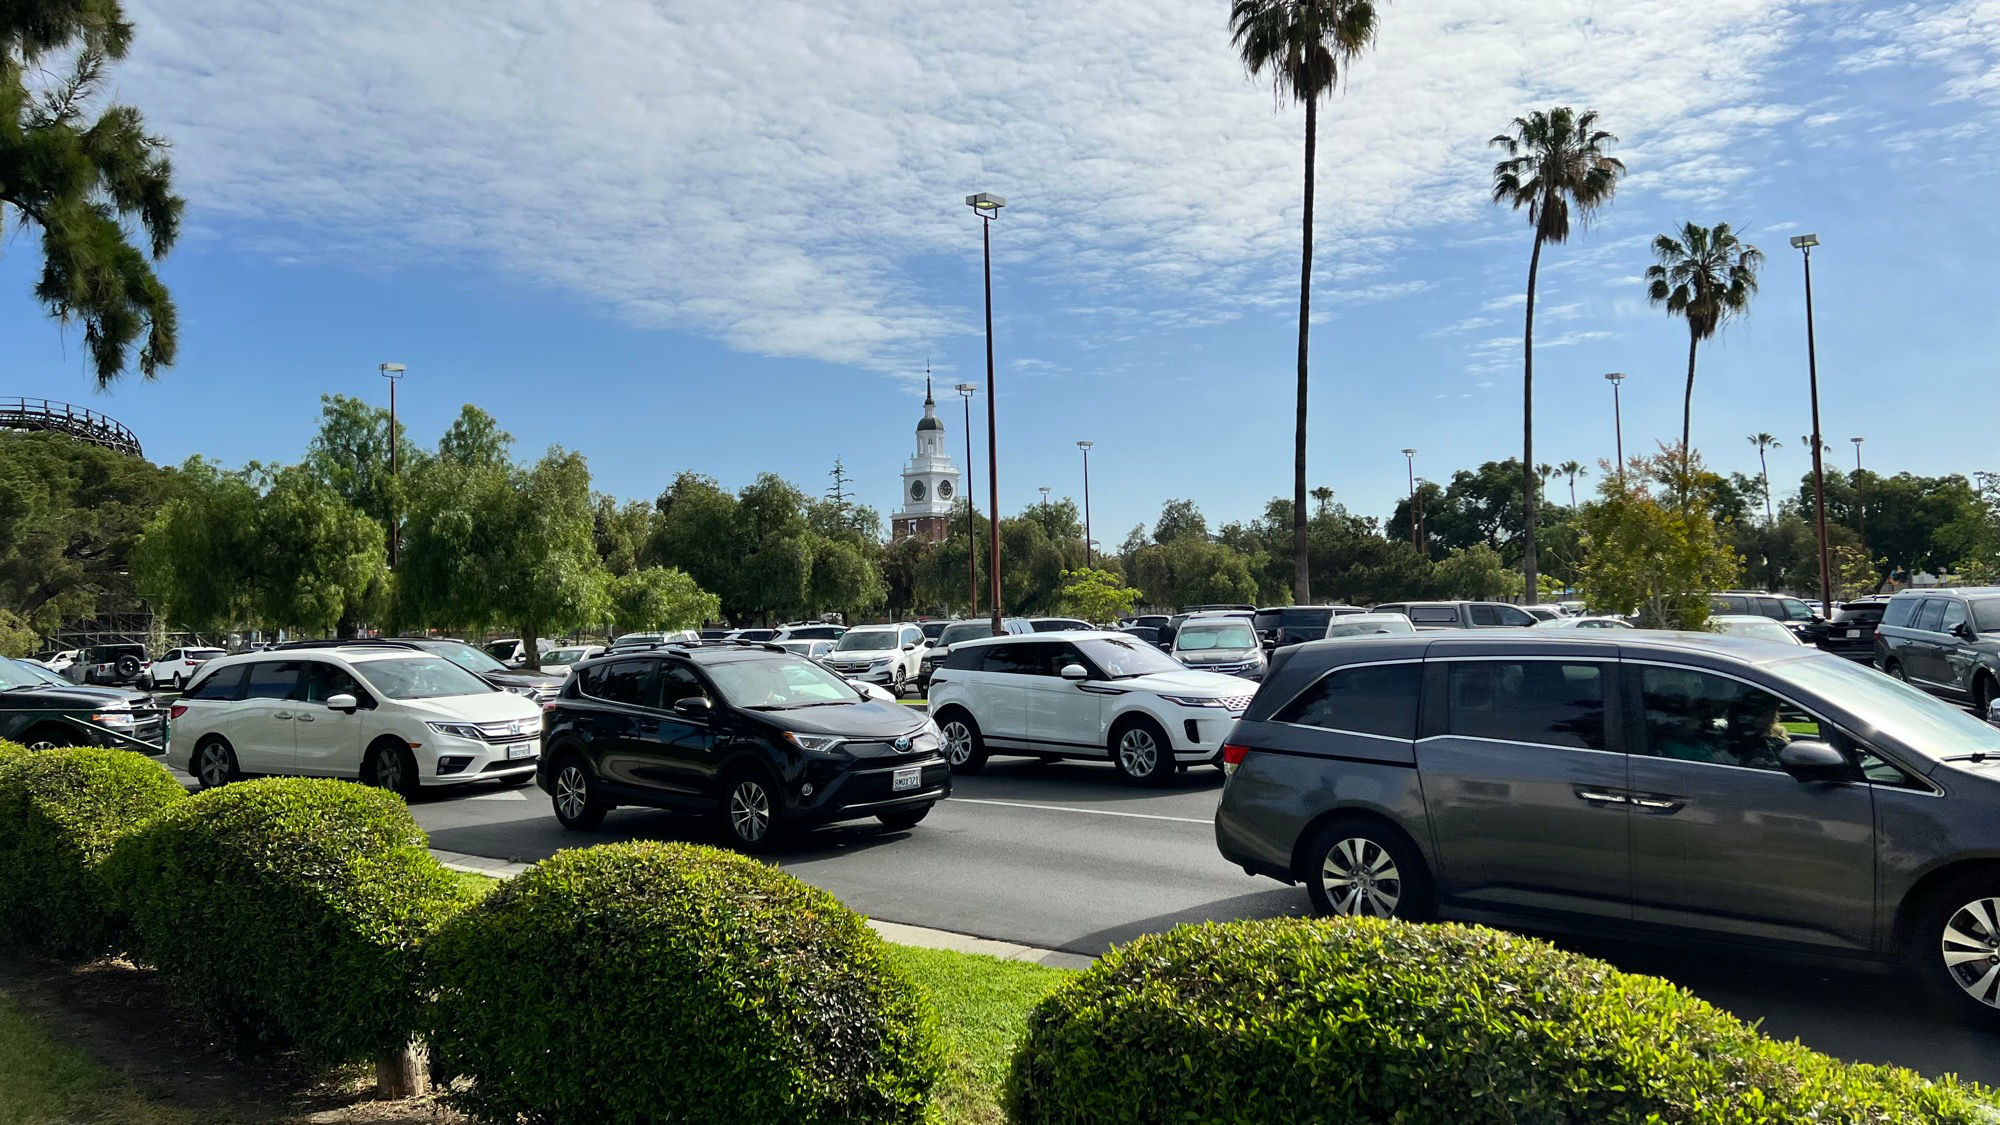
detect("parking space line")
[950,797,1211,824]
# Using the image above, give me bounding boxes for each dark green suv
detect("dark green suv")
[0,657,162,751]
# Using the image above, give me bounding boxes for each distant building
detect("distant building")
[891,379,961,542]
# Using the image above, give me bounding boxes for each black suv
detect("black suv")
[1252,605,1368,647]
[1,657,163,751]
[1804,599,1889,661]
[537,644,951,848]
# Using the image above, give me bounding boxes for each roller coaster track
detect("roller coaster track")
[0,398,143,457]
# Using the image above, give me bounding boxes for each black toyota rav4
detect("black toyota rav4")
[537,643,951,849]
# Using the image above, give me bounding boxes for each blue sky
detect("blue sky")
[4,0,1997,544]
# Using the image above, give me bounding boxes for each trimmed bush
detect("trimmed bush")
[0,738,28,763]
[0,747,186,956]
[423,841,942,1124]
[1008,917,1999,1124]
[106,778,476,1063]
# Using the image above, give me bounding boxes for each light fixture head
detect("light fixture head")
[1077,440,1093,451]
[379,362,406,375]
[1790,233,1820,249]
[1401,447,1417,456]
[954,382,976,395]
[1850,436,1864,444]
[1603,371,1626,384]
[965,192,1006,215]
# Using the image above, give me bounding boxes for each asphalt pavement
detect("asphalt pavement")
[402,754,2000,1088]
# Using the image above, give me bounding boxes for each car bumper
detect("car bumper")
[420,734,540,786]
[784,755,951,824]
[1166,713,1248,761]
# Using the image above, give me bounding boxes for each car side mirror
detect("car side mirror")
[1778,740,1861,784]
[1954,622,1977,641]
[1059,664,1088,681]
[325,693,358,713]
[673,696,713,716]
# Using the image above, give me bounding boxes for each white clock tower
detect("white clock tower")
[892,378,961,541]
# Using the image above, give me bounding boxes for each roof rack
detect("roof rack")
[269,638,428,651]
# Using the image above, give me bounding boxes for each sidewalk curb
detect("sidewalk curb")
[429,848,1095,971]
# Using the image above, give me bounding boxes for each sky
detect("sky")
[4,0,1998,545]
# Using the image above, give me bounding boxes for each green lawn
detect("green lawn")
[888,945,1072,1124]
[0,992,198,1125]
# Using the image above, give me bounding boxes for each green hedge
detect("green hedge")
[1007,917,1998,1124]
[106,778,475,1063]
[0,739,27,766]
[0,748,186,957]
[423,841,942,1124]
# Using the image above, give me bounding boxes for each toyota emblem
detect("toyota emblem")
[893,736,912,752]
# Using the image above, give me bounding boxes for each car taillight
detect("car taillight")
[169,704,189,720]
[1221,742,1250,776]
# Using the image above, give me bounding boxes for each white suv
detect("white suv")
[165,644,543,796]
[147,646,225,691]
[927,631,1255,784]
[820,623,927,697]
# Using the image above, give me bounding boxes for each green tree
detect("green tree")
[607,567,719,634]
[130,457,260,635]
[1490,106,1626,603]
[0,608,37,657]
[1229,0,1379,603]
[649,473,748,618]
[592,494,655,577]
[1057,568,1142,623]
[1152,498,1209,545]
[0,431,172,632]
[1434,543,1517,601]
[1128,537,1259,610]
[255,466,389,637]
[1748,433,1782,524]
[1578,447,1741,629]
[1645,222,1763,465]
[2,0,183,384]
[485,449,608,664]
[1558,460,1586,509]
[303,394,416,531]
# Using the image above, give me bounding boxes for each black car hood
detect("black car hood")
[4,684,148,708]
[755,699,926,739]
[482,668,566,690]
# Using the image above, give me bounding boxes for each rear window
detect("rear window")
[1409,606,1460,625]
[938,622,998,647]
[1273,663,1420,740]
[184,663,249,701]
[1445,660,1608,750]
[1279,608,1335,628]
[1832,606,1883,624]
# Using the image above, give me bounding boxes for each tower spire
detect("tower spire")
[925,358,934,406]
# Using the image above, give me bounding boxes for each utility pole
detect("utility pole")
[1792,233,1834,618]
[379,363,405,569]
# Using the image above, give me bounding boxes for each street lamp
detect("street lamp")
[1603,372,1626,483]
[1077,440,1094,569]
[968,192,1006,630]
[1039,486,1051,509]
[1401,449,1418,550]
[379,363,406,569]
[1413,477,1428,556]
[1792,232,1833,617]
[1852,436,1867,567]
[955,382,979,615]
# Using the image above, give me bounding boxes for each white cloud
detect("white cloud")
[123,0,1810,375]
[1481,293,1529,312]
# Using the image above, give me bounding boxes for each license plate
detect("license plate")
[506,744,535,761]
[1845,628,1860,638]
[892,766,921,792]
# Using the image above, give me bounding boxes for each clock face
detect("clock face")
[910,480,927,502]
[937,479,954,499]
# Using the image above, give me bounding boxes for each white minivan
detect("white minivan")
[166,643,543,795]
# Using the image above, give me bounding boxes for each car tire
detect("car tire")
[550,757,608,830]
[890,666,908,698]
[937,711,988,774]
[1301,817,1435,921]
[1887,660,1909,683]
[877,804,931,831]
[1975,674,1997,718]
[364,742,419,799]
[193,738,240,790]
[21,724,73,751]
[719,770,786,852]
[172,673,186,693]
[1911,873,2000,1027]
[1110,717,1174,786]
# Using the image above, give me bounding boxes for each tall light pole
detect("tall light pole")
[1851,435,1867,572]
[1077,440,1094,569]
[1413,477,1428,557]
[1401,448,1418,550]
[379,363,405,569]
[1039,486,1051,511]
[1793,232,1833,617]
[955,382,979,616]
[968,192,1005,630]
[1603,372,1626,484]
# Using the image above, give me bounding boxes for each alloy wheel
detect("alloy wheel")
[555,765,589,822]
[1320,836,1404,918]
[941,721,973,767]
[27,738,60,751]
[197,744,231,788]
[1940,896,2000,1008]
[1117,729,1158,777]
[729,780,772,843]
[373,751,405,792]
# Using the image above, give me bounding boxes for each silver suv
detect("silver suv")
[1215,631,2000,1025]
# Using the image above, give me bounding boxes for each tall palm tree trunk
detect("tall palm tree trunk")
[1758,447,1773,524]
[1291,94,1316,603]
[1680,332,1698,484]
[1520,236,1542,601]
[1568,477,1577,509]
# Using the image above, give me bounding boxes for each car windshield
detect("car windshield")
[1714,618,1796,644]
[353,656,494,700]
[0,657,67,688]
[1779,655,2000,762]
[187,648,224,659]
[938,622,997,647]
[703,657,861,709]
[1327,617,1414,638]
[545,647,593,664]
[425,641,509,675]
[834,629,897,652]
[1176,622,1256,651]
[1076,636,1187,679]
[1973,599,2000,633]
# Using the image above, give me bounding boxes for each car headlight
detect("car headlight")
[427,721,485,740]
[784,732,847,754]
[869,657,891,667]
[1159,695,1229,708]
[91,710,137,727]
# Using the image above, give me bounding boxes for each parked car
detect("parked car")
[1522,604,1566,622]
[919,621,951,644]
[541,644,607,674]
[1119,625,1163,646]
[1370,601,1538,630]
[1125,614,1171,632]
[0,656,163,751]
[279,637,568,705]
[928,631,1255,784]
[70,642,151,686]
[772,623,846,642]
[165,645,542,794]
[613,631,701,648]
[1214,630,2000,1025]
[537,645,949,847]
[1875,587,2000,711]
[1323,612,1416,639]
[698,629,733,641]
[31,649,80,678]
[1805,601,1888,662]
[1252,605,1367,648]
[820,623,928,696]
[1169,615,1267,680]
[1029,617,1094,633]
[482,638,557,668]
[1711,591,1821,638]
[1531,615,1635,630]
[920,618,1033,689]
[1158,608,1254,652]
[1708,614,1804,646]
[146,646,226,691]
[775,638,836,660]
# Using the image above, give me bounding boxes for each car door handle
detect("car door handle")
[295,714,316,723]
[1629,794,1686,813]
[272,711,293,720]
[1574,788,1630,805]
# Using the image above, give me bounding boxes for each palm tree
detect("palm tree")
[1645,222,1763,476]
[1490,108,1624,602]
[1748,433,1781,523]
[1536,463,1555,507]
[1230,0,1379,602]
[1559,460,1587,508]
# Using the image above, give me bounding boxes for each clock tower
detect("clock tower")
[891,378,961,541]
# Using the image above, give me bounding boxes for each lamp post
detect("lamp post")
[967,192,1005,630]
[379,363,405,569]
[1851,435,1867,570]
[955,382,979,615]
[1413,477,1428,557]
[1603,372,1626,483]
[1077,440,1094,569]
[1039,486,1051,510]
[1792,232,1833,617]
[1401,449,1418,550]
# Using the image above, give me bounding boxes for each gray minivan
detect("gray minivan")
[1875,587,2000,712]
[1214,631,2000,1024]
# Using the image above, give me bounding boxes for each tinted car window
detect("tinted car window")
[1468,604,1502,626]
[1915,599,1947,632]
[1940,600,1969,636]
[1408,606,1460,625]
[1633,665,1824,773]
[1274,663,1420,740]
[240,661,302,701]
[981,643,1055,676]
[299,662,367,703]
[1882,596,1919,628]
[185,663,248,701]
[1780,598,1814,622]
[654,663,707,709]
[589,660,652,705]
[1832,605,1883,624]
[1975,599,2000,634]
[1445,660,1607,750]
